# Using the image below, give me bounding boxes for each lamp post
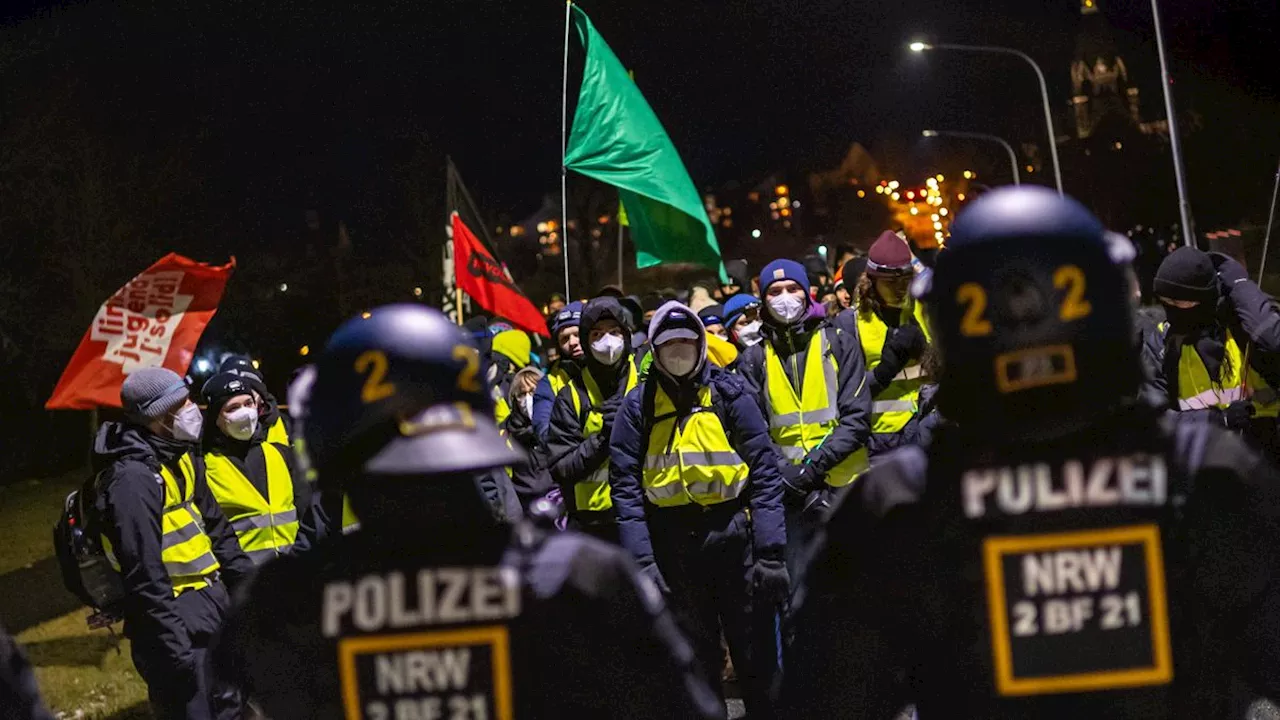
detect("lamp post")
[909,41,1063,196]
[922,129,1021,186]
[1149,0,1196,247]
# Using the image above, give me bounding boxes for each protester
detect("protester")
[1150,246,1280,459]
[94,367,252,719]
[501,365,555,510]
[698,303,728,340]
[723,294,763,350]
[218,355,290,445]
[609,302,788,718]
[546,297,640,542]
[737,258,871,580]
[854,231,934,459]
[200,372,310,564]
[532,301,584,440]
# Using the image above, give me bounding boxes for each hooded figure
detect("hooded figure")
[1151,247,1280,456]
[200,372,311,564]
[608,301,789,717]
[545,296,639,541]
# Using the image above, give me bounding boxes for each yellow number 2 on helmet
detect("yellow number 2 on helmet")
[354,350,396,404]
[452,345,481,392]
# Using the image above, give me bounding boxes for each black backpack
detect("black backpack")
[53,471,126,626]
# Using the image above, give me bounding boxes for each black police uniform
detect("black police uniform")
[786,410,1280,718]
[212,304,724,720]
[0,624,54,720]
[784,187,1280,719]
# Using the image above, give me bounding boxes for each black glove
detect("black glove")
[779,462,817,499]
[598,395,622,430]
[1222,400,1255,430]
[889,323,928,360]
[639,563,671,596]
[802,487,833,522]
[1209,252,1249,287]
[750,557,791,606]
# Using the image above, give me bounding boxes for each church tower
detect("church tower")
[1070,0,1142,139]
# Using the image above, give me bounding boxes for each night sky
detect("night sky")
[4,0,1277,229]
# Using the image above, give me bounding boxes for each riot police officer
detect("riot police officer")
[212,305,724,720]
[784,187,1280,719]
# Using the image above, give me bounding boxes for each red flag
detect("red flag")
[46,253,236,410]
[452,213,550,337]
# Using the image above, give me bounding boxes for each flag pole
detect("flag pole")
[560,0,573,299]
[1259,155,1280,284]
[617,221,624,290]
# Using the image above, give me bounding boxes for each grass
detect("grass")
[0,473,150,718]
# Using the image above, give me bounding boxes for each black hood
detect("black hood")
[580,297,633,391]
[92,421,188,472]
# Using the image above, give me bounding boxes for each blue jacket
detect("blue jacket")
[532,360,579,442]
[608,364,788,567]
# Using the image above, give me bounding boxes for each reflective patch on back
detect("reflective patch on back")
[982,524,1172,696]
[994,344,1077,393]
[339,626,513,720]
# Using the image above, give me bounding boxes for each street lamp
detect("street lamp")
[921,129,1021,186]
[909,40,1063,196]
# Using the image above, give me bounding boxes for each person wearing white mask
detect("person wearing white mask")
[92,367,252,718]
[736,258,871,584]
[609,301,790,718]
[200,372,310,566]
[723,294,763,350]
[546,297,641,542]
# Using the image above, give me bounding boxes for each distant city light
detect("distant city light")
[891,192,901,201]
[775,185,789,196]
[195,358,212,373]
[910,207,919,215]
[278,283,288,292]
[413,287,423,297]
[930,213,939,221]
[361,312,372,319]
[958,193,966,201]
[935,174,945,182]
[857,190,866,198]
[792,201,801,209]
[1026,165,1035,173]
[909,41,931,53]
[940,208,949,216]
[926,178,938,189]
[888,180,900,190]
[818,245,828,257]
[933,221,943,230]
[906,191,915,200]
[299,345,310,357]
[252,359,261,369]
[874,186,884,194]
[752,229,762,239]
[963,170,973,179]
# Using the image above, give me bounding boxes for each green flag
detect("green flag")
[564,5,726,280]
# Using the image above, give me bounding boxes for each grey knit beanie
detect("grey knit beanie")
[120,367,189,424]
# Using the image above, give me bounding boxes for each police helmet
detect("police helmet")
[299,304,524,483]
[913,186,1139,440]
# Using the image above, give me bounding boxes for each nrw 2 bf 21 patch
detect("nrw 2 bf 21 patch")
[983,525,1173,696]
[339,626,512,720]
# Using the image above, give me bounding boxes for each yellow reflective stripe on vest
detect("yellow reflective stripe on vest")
[642,386,749,507]
[341,495,361,534]
[265,416,290,445]
[204,444,299,565]
[1177,331,1280,417]
[763,330,866,485]
[858,306,929,434]
[567,358,640,512]
[159,455,219,593]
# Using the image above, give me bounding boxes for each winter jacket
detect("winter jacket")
[91,422,252,685]
[610,358,788,567]
[501,395,555,510]
[737,313,872,483]
[0,624,54,720]
[546,297,635,514]
[201,425,313,557]
[532,360,579,441]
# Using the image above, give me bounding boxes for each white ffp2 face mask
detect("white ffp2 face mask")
[218,406,259,441]
[657,344,699,378]
[767,292,807,324]
[736,321,763,347]
[170,403,204,442]
[590,333,626,366]
[520,394,534,419]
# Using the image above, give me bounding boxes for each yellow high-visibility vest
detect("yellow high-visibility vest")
[859,302,932,435]
[763,330,867,486]
[642,383,749,507]
[1176,330,1279,418]
[265,415,290,446]
[567,358,640,512]
[341,495,360,534]
[103,454,220,595]
[204,443,299,565]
